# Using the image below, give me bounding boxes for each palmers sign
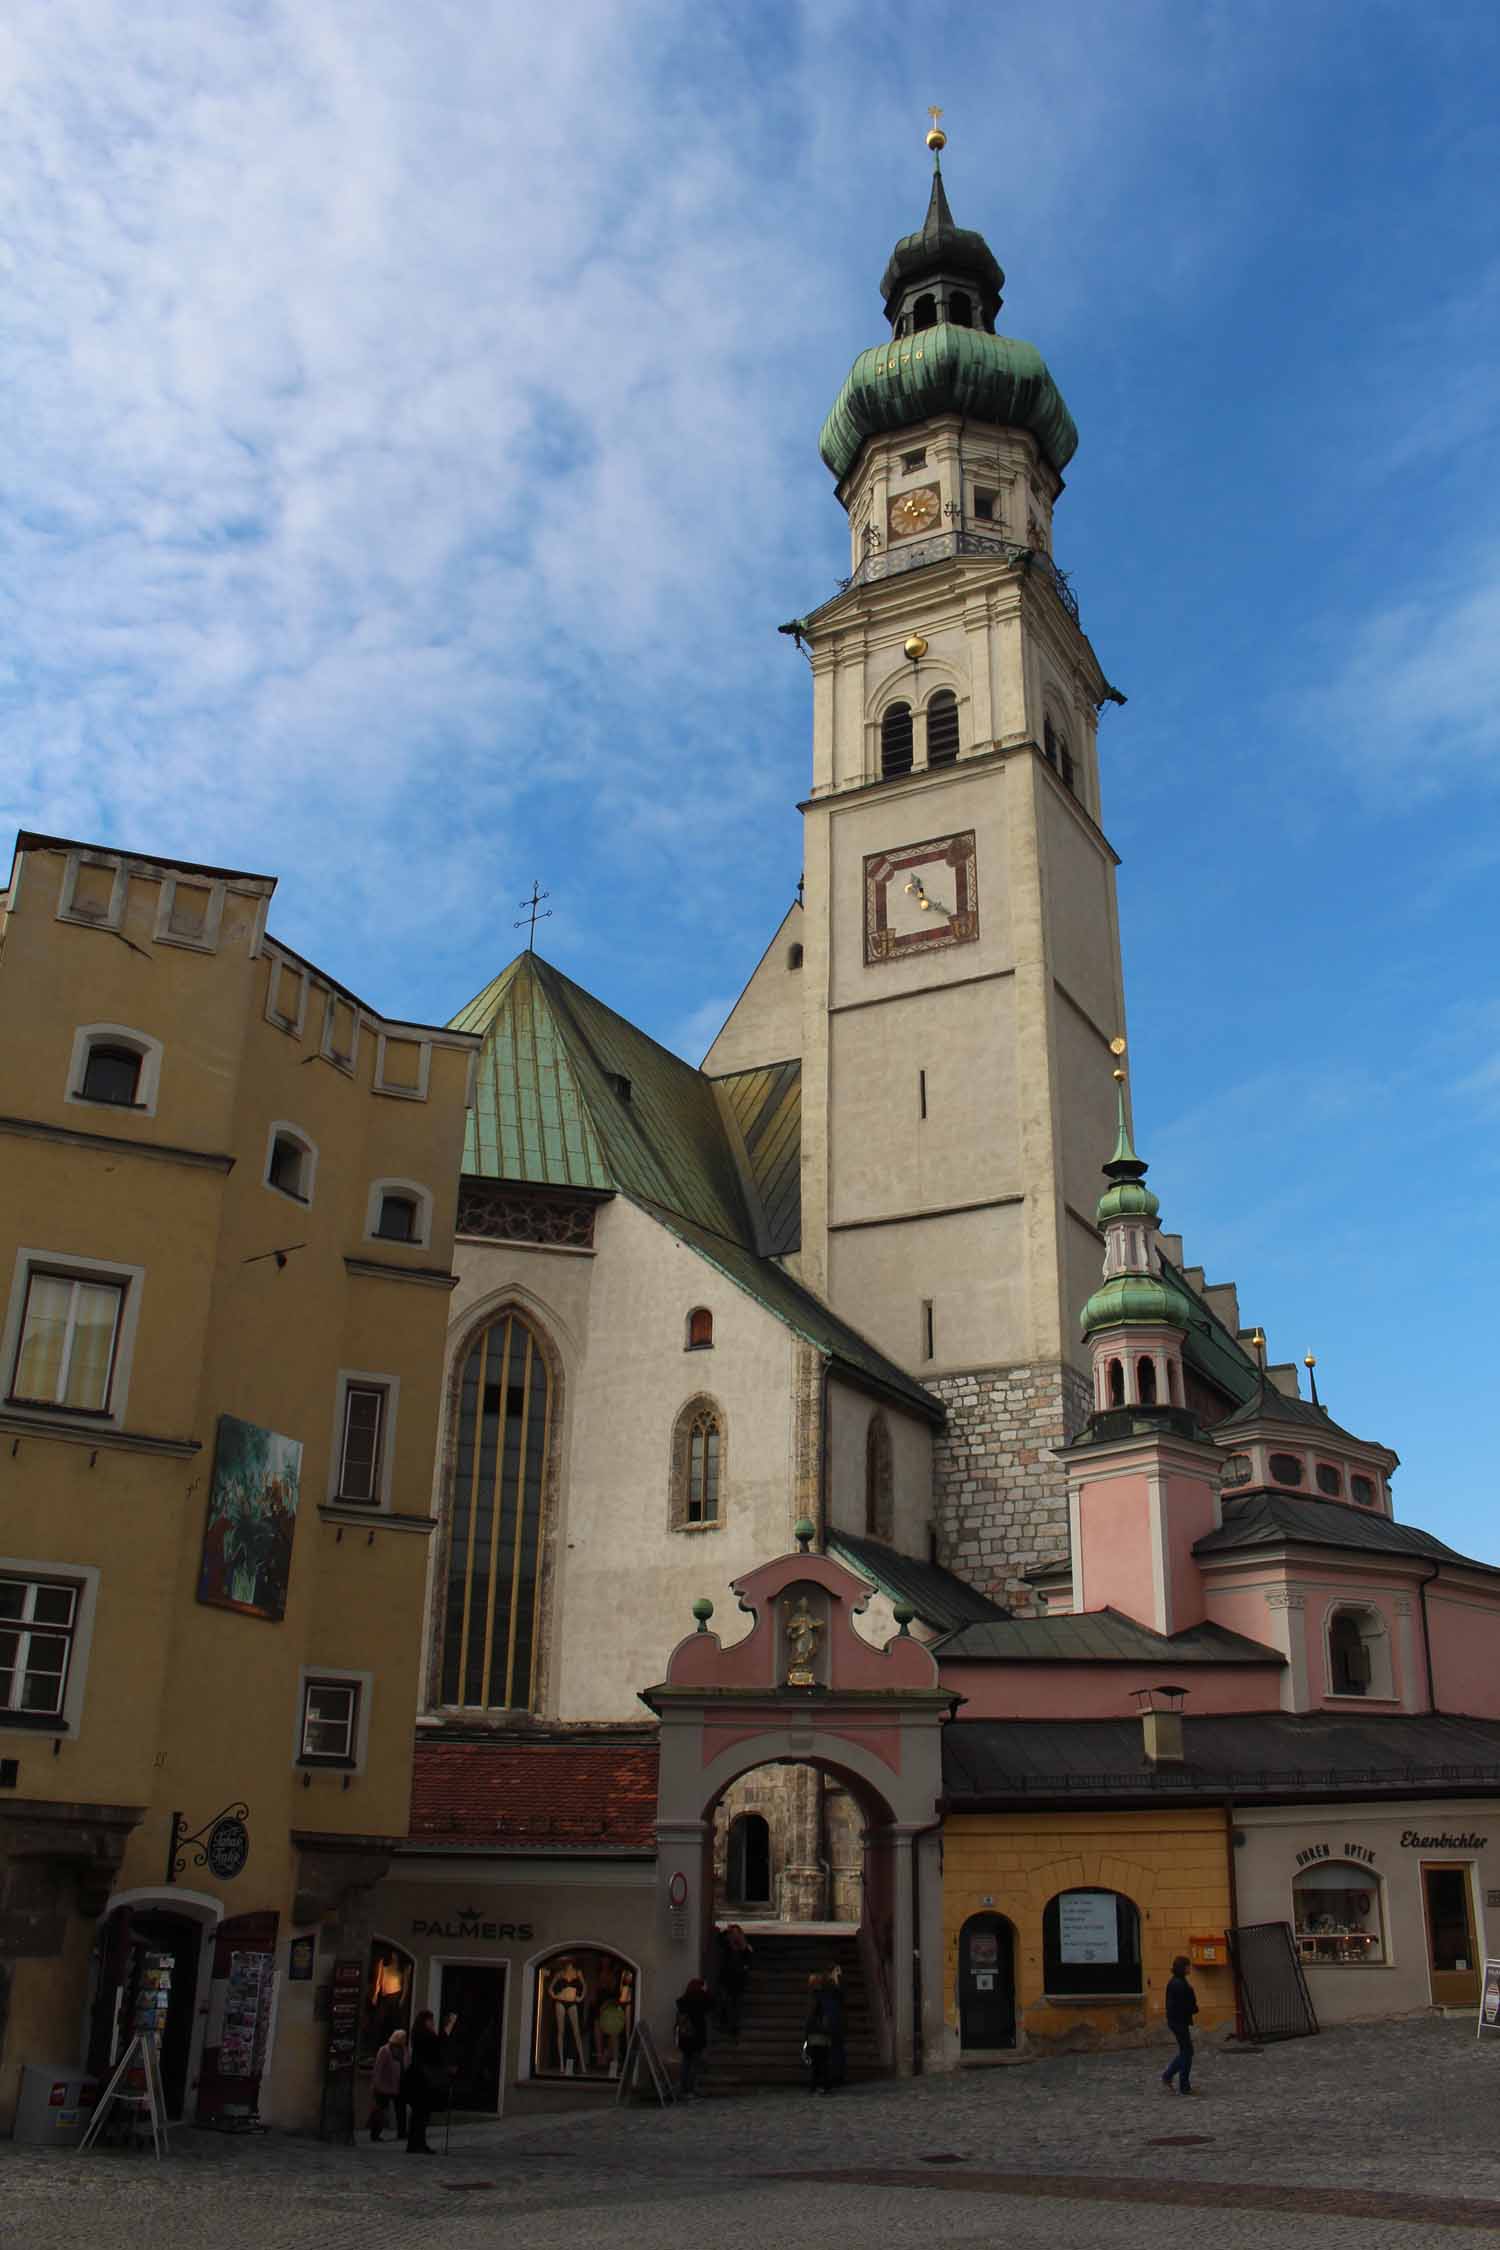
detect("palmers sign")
[410,1913,535,1942]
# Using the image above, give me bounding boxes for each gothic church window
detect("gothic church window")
[864,1412,894,1542]
[881,703,913,778]
[926,690,960,768]
[440,1309,552,1710]
[670,1395,724,1530]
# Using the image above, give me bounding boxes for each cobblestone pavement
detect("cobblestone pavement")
[5,2017,1499,2249]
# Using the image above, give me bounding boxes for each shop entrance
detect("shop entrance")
[957,1911,1016,2051]
[89,1906,203,2121]
[438,1962,507,2113]
[1421,1863,1480,2009]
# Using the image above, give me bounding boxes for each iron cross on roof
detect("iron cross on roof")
[515,881,552,950]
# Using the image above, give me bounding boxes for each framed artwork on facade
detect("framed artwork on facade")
[197,1413,302,1622]
[864,830,979,964]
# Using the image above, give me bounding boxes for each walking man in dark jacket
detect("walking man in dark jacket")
[1161,1954,1199,2095]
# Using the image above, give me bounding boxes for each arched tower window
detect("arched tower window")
[912,292,937,332]
[787,943,804,970]
[881,703,913,779]
[864,1411,894,1542]
[1107,1357,1125,1408]
[926,690,960,768]
[949,289,973,328]
[1137,1357,1157,1407]
[671,1395,725,1530]
[440,1310,552,1711]
[1329,1610,1372,1696]
[1043,717,1076,794]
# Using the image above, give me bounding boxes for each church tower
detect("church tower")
[797,127,1129,1603]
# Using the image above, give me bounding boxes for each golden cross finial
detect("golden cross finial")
[926,105,947,154]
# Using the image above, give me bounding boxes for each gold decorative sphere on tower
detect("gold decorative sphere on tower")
[903,632,928,663]
[925,105,946,153]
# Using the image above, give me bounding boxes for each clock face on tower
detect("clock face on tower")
[864,831,979,965]
[887,483,941,540]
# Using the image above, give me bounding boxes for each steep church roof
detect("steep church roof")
[450,952,941,1421]
[828,1526,1010,1632]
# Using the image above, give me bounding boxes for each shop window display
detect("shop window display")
[531,1947,635,2081]
[1293,1861,1385,1964]
[361,1940,414,2063]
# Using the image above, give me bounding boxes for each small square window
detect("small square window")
[268,1135,309,1200]
[376,1195,417,1243]
[901,448,927,472]
[1351,1474,1376,1506]
[300,1678,358,1762]
[973,489,996,521]
[11,1272,125,1414]
[1315,1463,1343,1497]
[81,1044,142,1106]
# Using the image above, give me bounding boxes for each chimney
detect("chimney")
[1134,1683,1187,1764]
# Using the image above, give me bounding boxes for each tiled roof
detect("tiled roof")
[943,1710,1500,1804]
[451,951,939,1422]
[1212,1383,1379,1450]
[1194,1489,1499,1572]
[936,1606,1281,1665]
[408,1739,659,1850]
[828,1527,1010,1631]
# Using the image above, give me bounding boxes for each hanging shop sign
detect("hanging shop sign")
[166,1801,250,1884]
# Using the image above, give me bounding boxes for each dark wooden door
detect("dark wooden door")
[958,1912,1016,2050]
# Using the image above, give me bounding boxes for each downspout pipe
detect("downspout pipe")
[1223,1797,1247,2042]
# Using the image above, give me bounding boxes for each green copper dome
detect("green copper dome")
[1080,1273,1193,1335]
[1096,1175,1161,1224]
[820,323,1078,484]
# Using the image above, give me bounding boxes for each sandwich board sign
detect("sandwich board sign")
[1476,1960,1500,2036]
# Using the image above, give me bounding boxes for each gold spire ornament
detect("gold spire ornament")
[1109,1033,1127,1083]
[926,105,946,153]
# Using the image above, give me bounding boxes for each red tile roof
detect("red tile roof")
[409,1739,659,1850]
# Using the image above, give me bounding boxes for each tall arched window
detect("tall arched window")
[926,690,960,768]
[671,1395,725,1530]
[1329,1610,1372,1696]
[1137,1357,1157,1407]
[1107,1357,1126,1408]
[912,292,937,331]
[1043,1889,1143,1997]
[1043,717,1076,793]
[864,1412,894,1542]
[948,289,973,328]
[728,1813,772,1905]
[881,703,913,779]
[440,1310,552,1710]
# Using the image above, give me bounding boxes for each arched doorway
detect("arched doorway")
[958,1911,1017,2051]
[725,1811,772,1909]
[88,1901,210,2121]
[644,1541,949,2077]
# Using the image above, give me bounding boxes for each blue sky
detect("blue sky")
[3,3,1497,1555]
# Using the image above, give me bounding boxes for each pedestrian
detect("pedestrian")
[405,2008,444,2152]
[1161,1954,1199,2096]
[674,1975,711,2100]
[368,2025,407,2142]
[715,1924,753,2035]
[803,1972,836,2095]
[823,1962,846,2088]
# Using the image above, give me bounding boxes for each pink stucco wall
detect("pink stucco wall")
[1427,1591,1500,1718]
[1162,1473,1217,1633]
[1076,1475,1156,1626]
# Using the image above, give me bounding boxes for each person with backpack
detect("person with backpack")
[1161,1954,1199,2096]
[674,1975,711,2099]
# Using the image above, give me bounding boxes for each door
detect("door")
[438,1963,507,2114]
[196,1910,279,2124]
[1422,1863,1480,2008]
[957,1912,1016,2050]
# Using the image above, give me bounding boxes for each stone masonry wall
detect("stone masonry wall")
[930,1359,1091,1609]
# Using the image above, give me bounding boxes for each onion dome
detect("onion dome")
[1080,1086,1194,1336]
[1081,1271,1192,1334]
[819,159,1078,484]
[1095,1102,1160,1226]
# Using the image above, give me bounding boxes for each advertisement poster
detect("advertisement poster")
[1059,1891,1119,1964]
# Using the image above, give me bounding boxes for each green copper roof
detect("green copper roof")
[450,953,939,1422]
[1096,1085,1160,1223]
[1080,1272,1194,1335]
[819,324,1078,483]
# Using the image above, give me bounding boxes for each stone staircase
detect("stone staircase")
[695,1929,888,2092]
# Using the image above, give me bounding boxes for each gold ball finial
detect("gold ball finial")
[926,105,946,153]
[1112,1068,1126,1082]
[1304,1351,1317,1369]
[903,632,928,663]
[1109,1035,1128,1056]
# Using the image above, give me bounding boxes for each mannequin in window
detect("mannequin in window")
[547,1958,589,2073]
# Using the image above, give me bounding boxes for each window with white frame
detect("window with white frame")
[336,1381,388,1505]
[0,1575,80,1718]
[299,1676,360,1762]
[67,1025,162,1117]
[266,1126,315,1203]
[9,1270,126,1414]
[376,1193,418,1243]
[364,1179,431,1249]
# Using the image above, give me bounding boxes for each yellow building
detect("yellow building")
[943,1810,1235,2056]
[0,832,478,2134]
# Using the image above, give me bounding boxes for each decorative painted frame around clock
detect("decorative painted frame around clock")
[863,830,979,965]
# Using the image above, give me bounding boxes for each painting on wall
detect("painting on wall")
[197,1414,302,1622]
